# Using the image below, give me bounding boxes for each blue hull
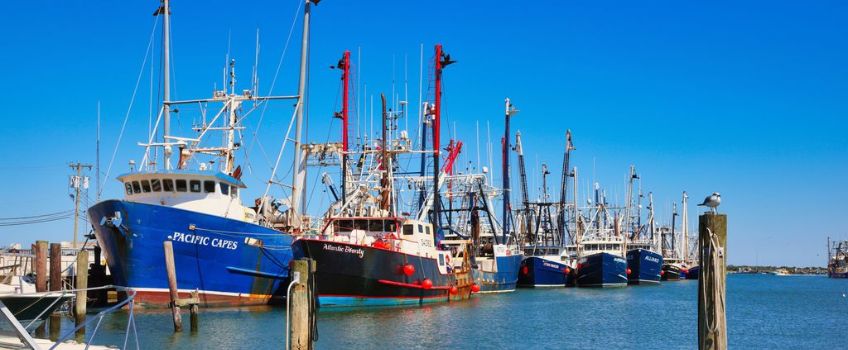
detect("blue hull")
[517,256,575,287]
[88,200,293,307]
[626,249,663,285]
[474,254,523,293]
[576,252,628,288]
[686,266,701,280]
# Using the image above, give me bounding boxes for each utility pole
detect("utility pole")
[69,162,93,249]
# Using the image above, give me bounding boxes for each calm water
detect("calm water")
[57,274,847,349]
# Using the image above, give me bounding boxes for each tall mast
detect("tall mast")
[432,44,453,229]
[380,94,392,213]
[502,98,518,243]
[515,131,529,239]
[291,0,313,227]
[671,202,678,258]
[339,50,350,205]
[557,130,573,243]
[682,191,689,262]
[162,0,172,170]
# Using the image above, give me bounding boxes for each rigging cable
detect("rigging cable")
[101,16,161,198]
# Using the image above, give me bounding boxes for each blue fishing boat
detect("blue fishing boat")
[685,265,701,280]
[626,247,663,285]
[514,131,577,288]
[88,0,306,307]
[576,240,628,288]
[473,244,523,293]
[518,249,575,287]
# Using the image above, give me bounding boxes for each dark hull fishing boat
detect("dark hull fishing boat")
[293,45,475,309]
[576,251,628,287]
[626,248,662,285]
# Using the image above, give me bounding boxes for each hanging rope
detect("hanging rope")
[699,227,725,334]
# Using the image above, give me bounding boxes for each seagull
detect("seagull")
[698,192,721,213]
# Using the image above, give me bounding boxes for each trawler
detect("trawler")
[624,168,663,285]
[87,0,316,306]
[574,184,628,288]
[827,238,848,278]
[292,46,476,307]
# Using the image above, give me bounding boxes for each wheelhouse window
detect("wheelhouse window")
[403,224,414,235]
[150,179,162,192]
[124,182,133,195]
[425,226,432,236]
[439,254,445,266]
[203,180,216,193]
[189,180,201,193]
[140,180,151,193]
[175,179,187,192]
[418,225,423,233]
[220,182,229,195]
[131,181,141,194]
[230,187,238,198]
[334,219,353,233]
[163,179,175,192]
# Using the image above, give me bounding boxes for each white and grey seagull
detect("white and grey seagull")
[697,192,721,213]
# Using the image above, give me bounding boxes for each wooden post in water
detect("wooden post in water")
[34,241,48,292]
[289,258,315,350]
[74,250,89,339]
[163,241,182,332]
[698,213,727,350]
[190,290,199,332]
[33,241,49,339]
[49,243,63,340]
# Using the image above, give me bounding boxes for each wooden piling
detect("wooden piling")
[289,258,315,350]
[74,250,89,338]
[163,241,182,332]
[34,241,48,292]
[698,213,727,350]
[49,243,62,292]
[190,290,199,332]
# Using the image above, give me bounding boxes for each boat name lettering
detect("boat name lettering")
[644,256,660,263]
[614,257,626,264]
[171,232,238,250]
[323,244,365,258]
[542,262,560,269]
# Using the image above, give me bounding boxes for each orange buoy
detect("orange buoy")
[660,270,665,276]
[564,267,571,274]
[449,286,458,295]
[402,264,415,276]
[470,283,481,293]
[626,268,632,275]
[521,266,529,275]
[421,278,433,289]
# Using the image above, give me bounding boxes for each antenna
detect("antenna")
[161,0,172,170]
[96,101,101,201]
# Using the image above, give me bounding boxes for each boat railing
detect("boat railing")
[1,285,140,350]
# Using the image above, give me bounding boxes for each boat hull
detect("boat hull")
[473,254,523,293]
[576,252,628,288]
[828,271,848,278]
[686,266,701,280]
[626,249,663,285]
[88,200,293,307]
[517,256,574,287]
[661,264,682,281]
[0,293,71,325]
[292,238,472,309]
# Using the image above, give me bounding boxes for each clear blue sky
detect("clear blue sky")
[1,1,845,267]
